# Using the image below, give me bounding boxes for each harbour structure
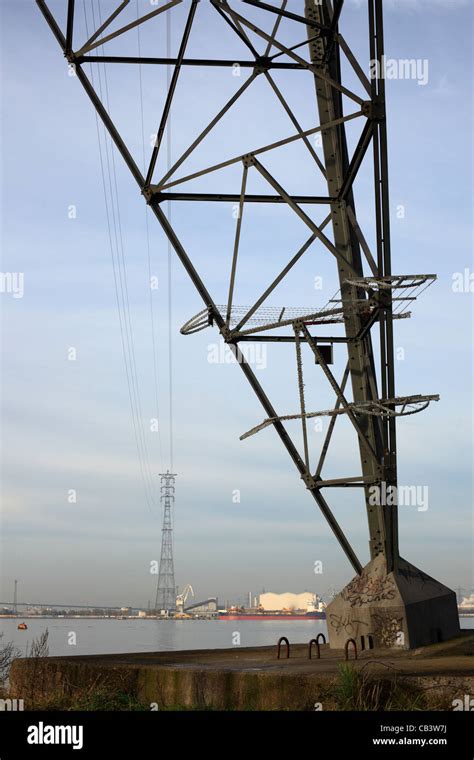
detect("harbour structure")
[259,591,319,612]
[218,590,326,620]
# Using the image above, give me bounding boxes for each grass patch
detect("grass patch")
[27,690,150,712]
[331,662,449,711]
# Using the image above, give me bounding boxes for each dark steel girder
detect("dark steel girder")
[66,0,75,53]
[153,192,335,204]
[77,55,308,69]
[370,0,399,565]
[305,0,398,570]
[236,336,349,344]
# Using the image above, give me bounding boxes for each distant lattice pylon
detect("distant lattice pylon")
[155,472,177,613]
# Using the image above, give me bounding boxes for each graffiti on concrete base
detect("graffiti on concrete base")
[371,612,404,647]
[329,613,368,636]
[341,573,397,607]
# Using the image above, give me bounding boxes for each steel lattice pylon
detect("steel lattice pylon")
[37,0,459,648]
[155,472,176,614]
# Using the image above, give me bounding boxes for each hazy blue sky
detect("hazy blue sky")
[1,0,472,609]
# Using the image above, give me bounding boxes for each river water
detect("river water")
[1,617,472,658]
[1,617,328,658]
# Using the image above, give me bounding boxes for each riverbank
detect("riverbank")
[8,631,474,711]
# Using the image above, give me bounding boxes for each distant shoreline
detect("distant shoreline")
[0,615,217,621]
[2,614,474,620]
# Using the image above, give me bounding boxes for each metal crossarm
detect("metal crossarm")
[240,395,440,440]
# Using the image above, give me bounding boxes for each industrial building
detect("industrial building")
[259,592,316,613]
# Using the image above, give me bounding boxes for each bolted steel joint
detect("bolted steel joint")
[141,186,155,205]
[219,324,233,343]
[242,153,256,169]
[254,57,271,75]
[302,472,317,490]
[362,99,386,121]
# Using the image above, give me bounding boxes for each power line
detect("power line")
[82,0,157,509]
[137,0,164,474]
[94,0,158,505]
[82,0,176,519]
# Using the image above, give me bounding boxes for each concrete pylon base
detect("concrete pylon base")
[326,554,460,650]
